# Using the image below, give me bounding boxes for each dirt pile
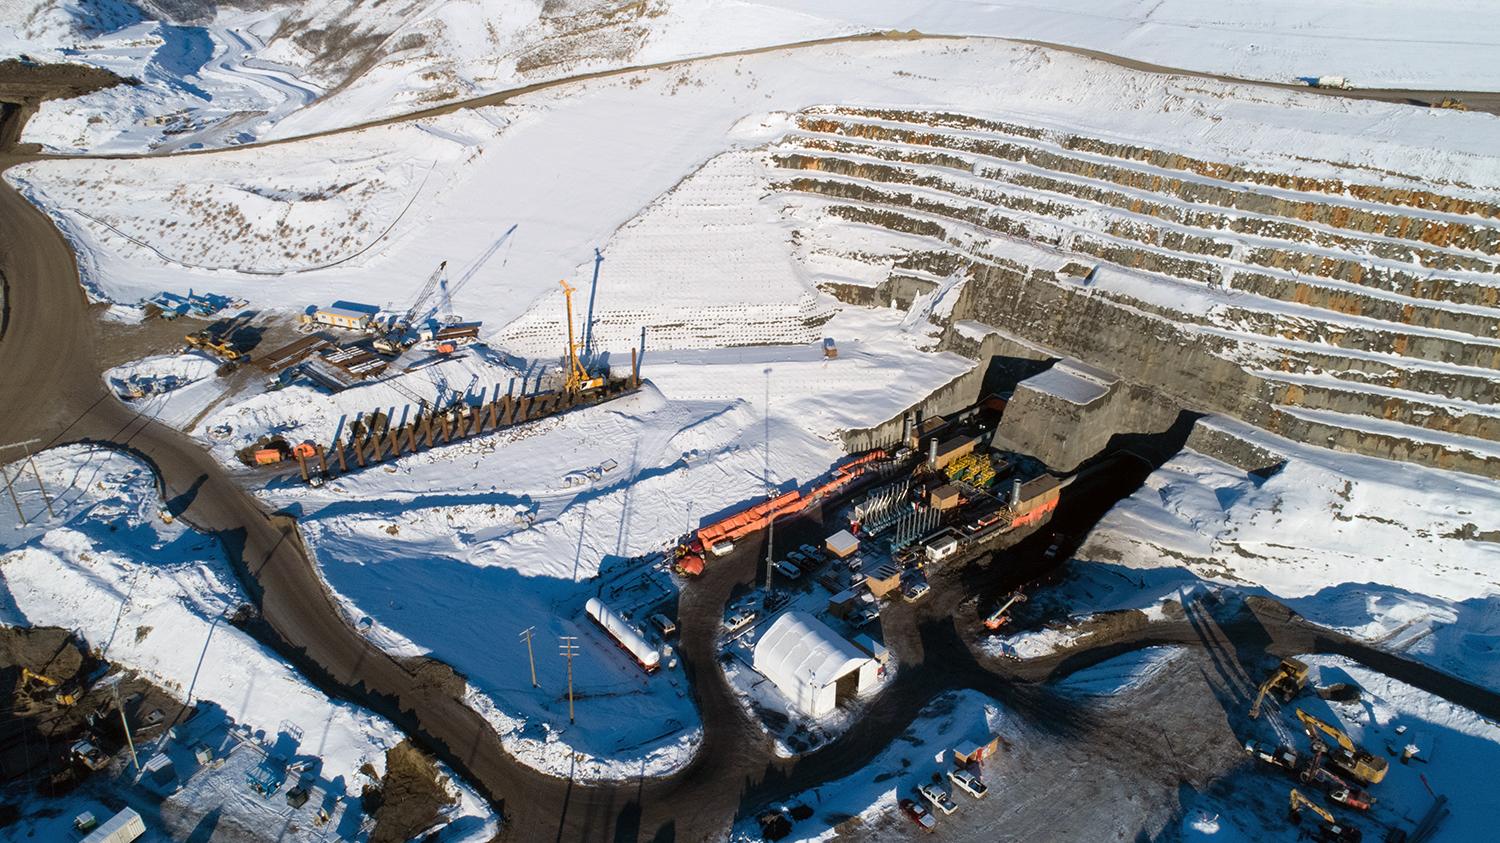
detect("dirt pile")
[366,740,458,843]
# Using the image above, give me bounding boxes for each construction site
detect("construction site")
[5,11,1500,843]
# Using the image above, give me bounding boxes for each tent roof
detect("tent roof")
[753,611,870,694]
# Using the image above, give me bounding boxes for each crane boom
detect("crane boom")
[1289,789,1336,825]
[559,280,603,393]
[402,261,449,324]
[1295,708,1388,784]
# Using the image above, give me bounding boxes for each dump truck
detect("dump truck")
[1249,657,1309,718]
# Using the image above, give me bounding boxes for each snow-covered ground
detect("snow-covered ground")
[0,445,497,839]
[727,688,1013,842]
[10,1,1498,154]
[1180,654,1500,843]
[105,352,230,429]
[1066,417,1500,690]
[15,32,1500,782]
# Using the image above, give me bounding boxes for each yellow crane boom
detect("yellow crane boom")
[559,280,603,393]
[1296,709,1388,784]
[1289,788,1336,825]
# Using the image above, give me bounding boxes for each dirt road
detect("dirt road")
[3,39,1500,842]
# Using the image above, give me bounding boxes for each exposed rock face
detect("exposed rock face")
[779,106,1500,477]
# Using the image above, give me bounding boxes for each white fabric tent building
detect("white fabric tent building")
[752,611,878,717]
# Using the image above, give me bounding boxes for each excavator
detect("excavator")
[983,591,1028,630]
[1249,657,1309,719]
[1289,788,1362,842]
[19,667,78,706]
[1296,709,1389,785]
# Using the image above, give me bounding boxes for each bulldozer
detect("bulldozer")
[1434,96,1470,111]
[1249,657,1309,719]
[1289,788,1362,842]
[1296,709,1388,785]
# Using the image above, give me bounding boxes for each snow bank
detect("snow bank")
[0,444,495,834]
[1079,418,1500,691]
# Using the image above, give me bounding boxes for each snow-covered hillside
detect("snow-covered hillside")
[8,0,1500,152]
[1073,417,1500,691]
[0,445,498,838]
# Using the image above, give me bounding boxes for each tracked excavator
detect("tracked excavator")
[1296,709,1388,785]
[1289,788,1362,842]
[1249,657,1309,719]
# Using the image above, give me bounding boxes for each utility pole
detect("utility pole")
[111,685,139,774]
[1,465,23,524]
[559,636,579,724]
[519,627,538,688]
[0,439,47,523]
[763,367,774,592]
[21,443,53,520]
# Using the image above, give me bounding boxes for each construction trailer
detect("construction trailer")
[826,529,860,559]
[311,301,378,331]
[953,734,1002,766]
[81,807,146,843]
[864,564,904,599]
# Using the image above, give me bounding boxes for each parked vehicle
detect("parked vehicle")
[773,560,803,580]
[948,768,988,798]
[850,606,880,627]
[799,543,825,561]
[724,611,756,633]
[903,581,931,603]
[918,782,958,815]
[899,798,937,832]
[650,614,678,638]
[786,550,808,565]
[1245,740,1300,772]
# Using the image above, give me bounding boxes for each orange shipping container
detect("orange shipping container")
[253,449,283,465]
[292,443,317,459]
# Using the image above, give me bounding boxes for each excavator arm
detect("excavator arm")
[1289,788,1336,825]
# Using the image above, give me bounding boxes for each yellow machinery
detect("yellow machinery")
[1249,657,1309,718]
[1296,709,1388,785]
[1434,97,1470,111]
[184,330,243,362]
[559,280,603,393]
[1288,789,1362,842]
[19,667,76,705]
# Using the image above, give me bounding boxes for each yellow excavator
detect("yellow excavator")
[1249,657,1309,719]
[1289,789,1362,842]
[1296,709,1388,785]
[20,667,77,705]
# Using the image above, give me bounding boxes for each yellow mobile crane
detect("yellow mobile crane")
[1289,788,1362,842]
[1249,657,1309,718]
[1296,709,1388,785]
[559,280,603,393]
